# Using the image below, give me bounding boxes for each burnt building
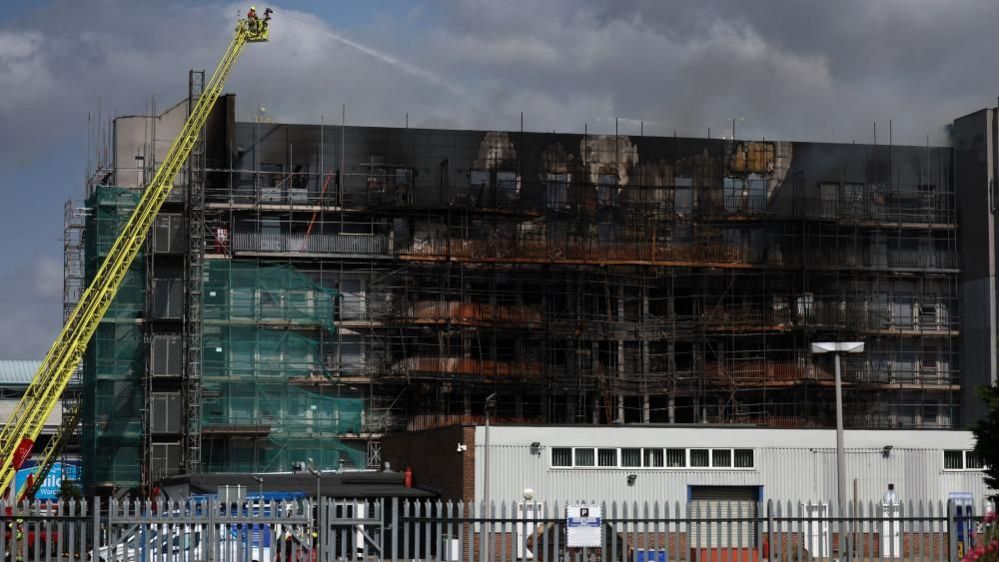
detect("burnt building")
[75,88,992,492]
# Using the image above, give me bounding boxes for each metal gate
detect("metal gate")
[0,500,93,561]
[101,496,313,562]
[318,498,384,561]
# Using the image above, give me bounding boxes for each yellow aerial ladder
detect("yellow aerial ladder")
[3,10,272,500]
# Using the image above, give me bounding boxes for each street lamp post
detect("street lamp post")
[810,342,864,518]
[250,474,263,499]
[307,466,321,503]
[482,393,497,562]
[307,465,322,561]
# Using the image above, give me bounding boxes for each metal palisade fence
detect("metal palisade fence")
[0,496,989,562]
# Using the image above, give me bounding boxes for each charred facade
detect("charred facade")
[83,94,967,488]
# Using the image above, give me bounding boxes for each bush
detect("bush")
[964,512,999,562]
[55,479,82,503]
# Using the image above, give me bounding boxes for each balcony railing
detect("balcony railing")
[704,303,957,333]
[805,248,958,270]
[231,232,389,255]
[393,356,543,380]
[404,301,543,327]
[794,196,954,225]
[704,361,957,389]
[403,238,759,265]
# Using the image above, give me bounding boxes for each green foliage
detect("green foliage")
[55,479,83,503]
[973,383,999,495]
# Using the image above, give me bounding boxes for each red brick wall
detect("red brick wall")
[764,531,948,559]
[381,424,476,501]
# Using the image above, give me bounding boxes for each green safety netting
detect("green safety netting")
[203,325,325,381]
[81,186,145,488]
[202,260,360,472]
[201,339,365,472]
[202,382,363,434]
[204,260,338,329]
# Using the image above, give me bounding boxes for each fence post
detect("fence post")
[391,497,399,562]
[947,500,957,562]
[317,497,325,562]
[766,500,774,562]
[207,496,216,562]
[93,496,101,558]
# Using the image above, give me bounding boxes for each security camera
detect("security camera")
[456,443,468,453]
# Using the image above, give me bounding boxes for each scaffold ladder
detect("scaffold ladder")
[4,15,271,498]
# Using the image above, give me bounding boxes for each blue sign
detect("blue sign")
[636,551,668,562]
[14,461,81,501]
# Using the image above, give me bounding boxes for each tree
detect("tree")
[972,382,999,496]
[54,479,82,503]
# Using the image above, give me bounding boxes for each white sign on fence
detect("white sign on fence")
[566,504,602,548]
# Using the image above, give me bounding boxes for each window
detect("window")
[747,176,767,210]
[470,170,489,190]
[644,448,664,468]
[892,293,914,328]
[552,448,572,467]
[545,173,569,209]
[597,174,618,207]
[944,449,986,471]
[395,168,413,191]
[675,177,693,214]
[574,448,595,467]
[712,449,732,468]
[734,449,754,468]
[621,448,642,467]
[843,183,865,217]
[690,449,710,468]
[966,451,985,470]
[598,448,618,467]
[666,449,686,467]
[724,177,747,211]
[497,171,518,197]
[548,446,755,470]
[290,164,309,191]
[261,163,284,189]
[819,182,839,217]
[944,450,963,469]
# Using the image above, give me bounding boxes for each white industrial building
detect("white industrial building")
[469,426,989,506]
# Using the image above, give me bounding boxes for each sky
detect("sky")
[2,0,999,358]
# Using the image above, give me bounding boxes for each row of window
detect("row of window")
[551,447,983,471]
[944,450,984,471]
[551,447,754,469]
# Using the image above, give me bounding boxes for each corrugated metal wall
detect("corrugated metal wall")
[474,429,991,505]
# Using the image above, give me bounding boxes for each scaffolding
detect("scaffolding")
[61,201,87,472]
[80,186,145,489]
[200,259,363,471]
[189,123,958,438]
[82,107,962,490]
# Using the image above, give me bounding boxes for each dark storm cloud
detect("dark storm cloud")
[3,0,990,164]
[426,0,998,142]
[0,0,995,356]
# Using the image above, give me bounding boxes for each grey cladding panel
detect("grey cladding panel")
[152,277,184,319]
[150,392,182,434]
[150,442,182,480]
[150,334,182,377]
[152,214,186,254]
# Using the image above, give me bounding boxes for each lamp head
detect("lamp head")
[810,342,865,354]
